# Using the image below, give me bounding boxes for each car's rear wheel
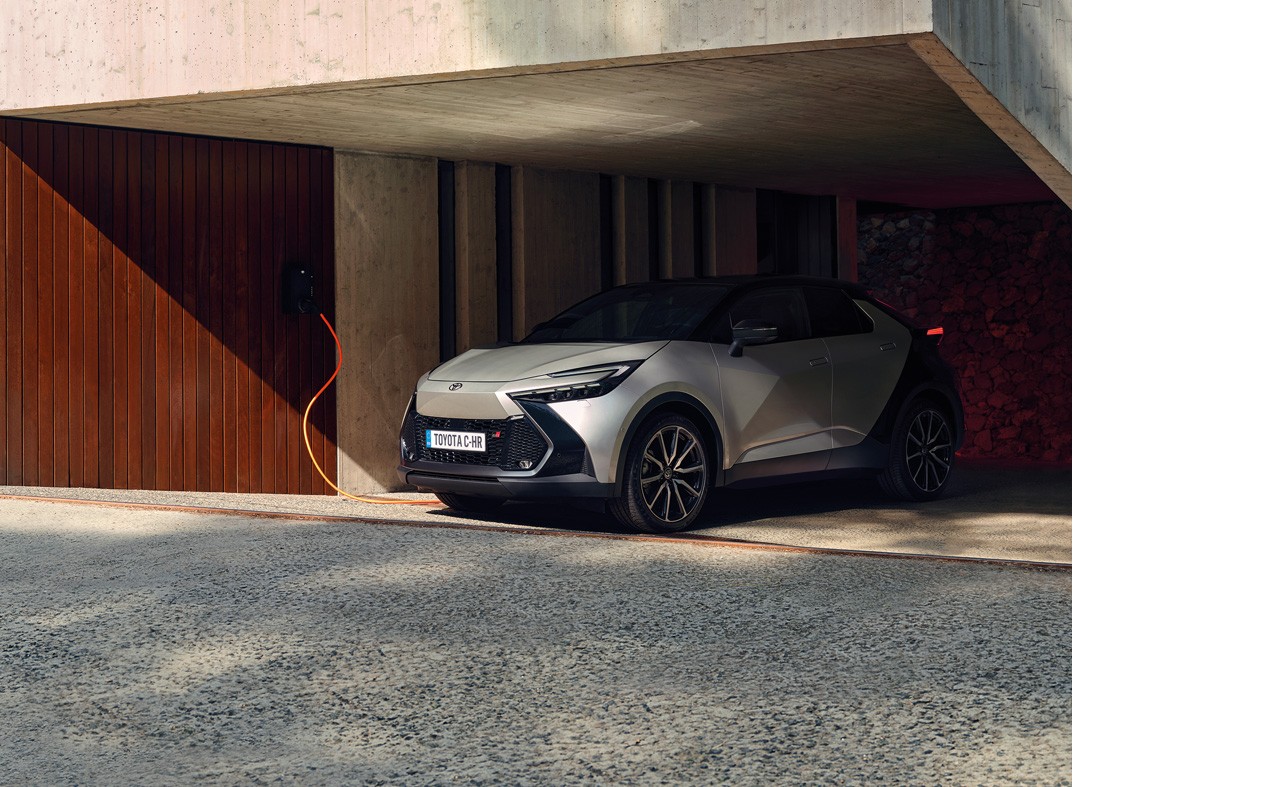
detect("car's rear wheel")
[608,413,710,533]
[435,492,506,514]
[878,398,955,501]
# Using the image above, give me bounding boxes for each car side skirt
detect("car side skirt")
[722,439,889,489]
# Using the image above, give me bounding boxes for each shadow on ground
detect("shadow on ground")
[434,461,1072,562]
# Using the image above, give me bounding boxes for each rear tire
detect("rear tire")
[608,413,710,533]
[435,492,506,514]
[878,398,955,501]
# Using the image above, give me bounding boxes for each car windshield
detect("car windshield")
[523,283,731,344]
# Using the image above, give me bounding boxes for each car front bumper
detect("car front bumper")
[396,393,613,500]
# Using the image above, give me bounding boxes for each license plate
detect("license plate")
[425,429,486,452]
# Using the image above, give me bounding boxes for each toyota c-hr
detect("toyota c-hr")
[397,275,963,532]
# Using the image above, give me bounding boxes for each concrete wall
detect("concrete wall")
[1,0,931,112]
[932,0,1071,173]
[334,151,439,493]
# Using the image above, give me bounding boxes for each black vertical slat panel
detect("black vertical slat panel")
[598,174,613,291]
[692,184,705,279]
[495,164,513,344]
[647,179,662,280]
[827,196,838,277]
[437,160,456,361]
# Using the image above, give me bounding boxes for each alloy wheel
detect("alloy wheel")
[905,409,953,493]
[639,425,706,523]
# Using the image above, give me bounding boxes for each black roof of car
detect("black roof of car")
[620,274,873,297]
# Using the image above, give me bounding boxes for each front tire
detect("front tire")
[608,413,710,533]
[435,492,506,514]
[878,398,955,501]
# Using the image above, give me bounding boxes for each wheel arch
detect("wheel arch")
[612,393,725,495]
[879,381,965,452]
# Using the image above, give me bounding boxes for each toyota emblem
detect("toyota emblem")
[448,383,463,391]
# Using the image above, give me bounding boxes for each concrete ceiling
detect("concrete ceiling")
[23,44,1057,209]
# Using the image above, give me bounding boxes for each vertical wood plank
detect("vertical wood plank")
[139,132,157,489]
[97,128,115,487]
[168,135,185,488]
[290,144,307,491]
[111,129,129,487]
[194,137,211,492]
[232,140,250,492]
[229,136,245,491]
[126,130,143,488]
[271,145,288,494]
[22,122,40,483]
[182,135,198,491]
[207,140,224,493]
[153,133,171,490]
[66,125,84,488]
[82,127,101,489]
[51,124,70,486]
[246,142,264,492]
[1,121,18,484]
[36,121,55,485]
[1,121,18,485]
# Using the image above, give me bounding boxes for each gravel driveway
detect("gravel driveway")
[1,498,1071,785]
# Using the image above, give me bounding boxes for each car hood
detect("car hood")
[426,341,669,383]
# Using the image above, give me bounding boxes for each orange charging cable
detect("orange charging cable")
[303,313,442,505]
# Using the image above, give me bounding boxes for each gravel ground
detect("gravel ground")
[1,499,1071,785]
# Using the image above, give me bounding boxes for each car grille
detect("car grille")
[411,413,548,471]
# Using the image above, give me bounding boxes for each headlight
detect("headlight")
[509,361,642,403]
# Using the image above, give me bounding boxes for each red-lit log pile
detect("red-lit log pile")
[858,202,1071,463]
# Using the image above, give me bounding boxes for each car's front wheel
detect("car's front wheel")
[878,398,955,501]
[608,413,710,533]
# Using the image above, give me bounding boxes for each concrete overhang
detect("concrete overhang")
[1,2,1070,208]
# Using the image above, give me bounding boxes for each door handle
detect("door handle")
[879,342,897,351]
[809,357,829,367]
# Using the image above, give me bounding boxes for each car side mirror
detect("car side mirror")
[728,319,779,357]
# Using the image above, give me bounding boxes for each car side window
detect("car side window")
[804,286,872,337]
[718,287,811,343]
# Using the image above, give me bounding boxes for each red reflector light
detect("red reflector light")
[927,327,944,336]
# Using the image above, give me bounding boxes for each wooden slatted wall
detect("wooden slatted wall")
[0,118,336,493]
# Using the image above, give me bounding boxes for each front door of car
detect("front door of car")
[710,286,832,478]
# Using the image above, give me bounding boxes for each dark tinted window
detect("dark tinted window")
[523,283,730,344]
[718,287,810,343]
[805,286,871,337]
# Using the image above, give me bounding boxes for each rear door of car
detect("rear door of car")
[807,286,910,448]
[711,286,832,475]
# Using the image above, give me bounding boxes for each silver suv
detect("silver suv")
[398,276,963,532]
